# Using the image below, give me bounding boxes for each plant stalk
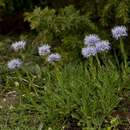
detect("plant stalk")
[120,39,127,69]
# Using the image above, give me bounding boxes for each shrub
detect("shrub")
[24,6,98,62]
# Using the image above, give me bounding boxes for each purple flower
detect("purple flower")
[48,53,61,63]
[7,59,22,69]
[82,47,97,58]
[96,40,111,53]
[38,44,51,56]
[84,34,100,46]
[111,26,128,40]
[11,41,26,52]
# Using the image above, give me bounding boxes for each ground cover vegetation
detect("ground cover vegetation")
[0,0,130,130]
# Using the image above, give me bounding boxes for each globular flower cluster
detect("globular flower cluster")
[48,53,61,63]
[7,41,62,70]
[11,41,26,52]
[84,34,100,46]
[38,44,51,56]
[38,44,61,63]
[96,40,111,53]
[82,34,111,58]
[82,47,97,58]
[111,26,128,40]
[7,40,26,69]
[7,59,22,70]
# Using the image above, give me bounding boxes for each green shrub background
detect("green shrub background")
[0,0,130,61]
[0,0,130,130]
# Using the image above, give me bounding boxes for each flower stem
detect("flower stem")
[89,56,93,66]
[96,55,101,67]
[120,39,127,68]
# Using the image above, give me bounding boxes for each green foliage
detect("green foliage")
[1,61,124,129]
[24,0,130,30]
[99,0,130,26]
[25,6,98,61]
[24,1,130,61]
[0,0,130,36]
[115,0,129,24]
[0,0,130,129]
[0,35,129,129]
[37,62,123,129]
[25,5,98,39]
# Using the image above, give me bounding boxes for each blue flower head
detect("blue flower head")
[48,53,61,63]
[7,59,22,69]
[38,44,51,56]
[84,34,100,46]
[82,47,97,58]
[96,40,111,53]
[111,26,128,40]
[11,41,26,52]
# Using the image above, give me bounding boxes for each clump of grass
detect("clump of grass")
[38,62,125,129]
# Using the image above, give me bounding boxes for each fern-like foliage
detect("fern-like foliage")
[24,1,130,61]
[25,6,99,61]
[99,0,129,26]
